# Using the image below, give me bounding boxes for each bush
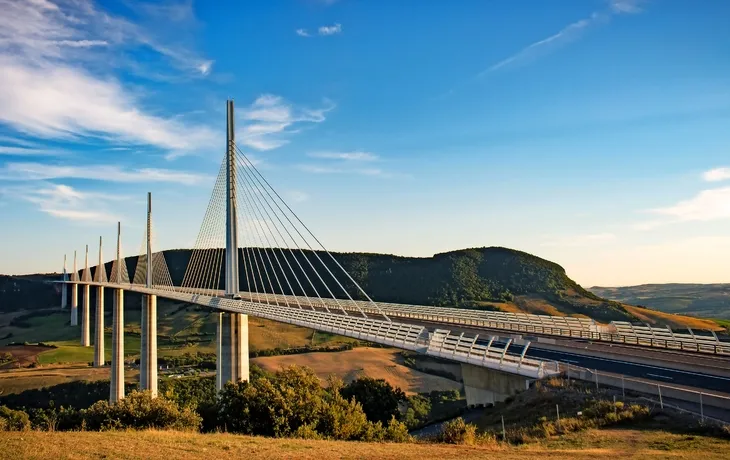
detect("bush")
[438,417,476,445]
[83,391,200,431]
[0,405,31,431]
[341,377,406,425]
[216,365,411,442]
[403,394,431,429]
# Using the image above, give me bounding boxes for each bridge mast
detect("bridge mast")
[225,99,240,297]
[93,236,104,367]
[70,250,78,326]
[61,254,68,309]
[140,192,158,397]
[217,99,249,390]
[111,222,125,402]
[81,245,91,347]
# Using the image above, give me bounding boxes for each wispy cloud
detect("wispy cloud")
[296,23,342,38]
[240,94,334,151]
[297,164,406,179]
[647,187,730,224]
[286,190,310,203]
[481,0,644,75]
[318,23,342,36]
[0,0,216,158]
[307,151,379,161]
[541,233,616,247]
[0,183,121,224]
[702,167,730,182]
[0,146,62,156]
[0,162,210,185]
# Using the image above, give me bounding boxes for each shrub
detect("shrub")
[341,377,406,425]
[384,416,412,443]
[403,394,431,429]
[216,365,411,442]
[0,405,31,431]
[294,423,322,440]
[83,391,200,431]
[438,417,477,445]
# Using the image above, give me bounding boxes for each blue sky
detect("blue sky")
[1,0,730,287]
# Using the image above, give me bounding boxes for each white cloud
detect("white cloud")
[541,233,616,247]
[318,23,342,36]
[648,186,730,223]
[0,0,212,75]
[0,0,216,157]
[307,151,379,161]
[0,162,210,185]
[296,29,310,37]
[240,94,334,151]
[1,183,120,224]
[297,164,405,179]
[286,190,309,203]
[0,56,216,152]
[702,167,730,182]
[482,1,643,75]
[0,146,61,156]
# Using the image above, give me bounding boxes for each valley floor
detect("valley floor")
[2,428,729,459]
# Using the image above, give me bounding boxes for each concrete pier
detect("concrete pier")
[70,284,78,326]
[93,286,104,367]
[216,312,249,391]
[140,294,158,397]
[110,289,124,402]
[461,363,530,407]
[81,284,91,347]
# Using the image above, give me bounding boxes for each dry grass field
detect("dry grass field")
[252,347,460,395]
[625,305,722,331]
[1,428,729,459]
[0,364,139,394]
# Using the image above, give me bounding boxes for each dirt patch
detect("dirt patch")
[0,345,55,369]
[253,347,461,395]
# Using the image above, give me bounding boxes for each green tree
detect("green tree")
[340,377,406,424]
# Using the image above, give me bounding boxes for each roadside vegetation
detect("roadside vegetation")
[1,367,728,451]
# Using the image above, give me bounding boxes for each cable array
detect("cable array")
[180,160,227,293]
[180,142,390,321]
[132,218,175,290]
[109,240,131,285]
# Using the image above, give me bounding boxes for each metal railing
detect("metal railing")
[84,281,555,379]
[236,291,729,355]
[70,281,730,356]
[560,363,730,423]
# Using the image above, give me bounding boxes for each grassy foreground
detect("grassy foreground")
[1,428,729,459]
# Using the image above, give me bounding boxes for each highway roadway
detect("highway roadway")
[499,340,730,394]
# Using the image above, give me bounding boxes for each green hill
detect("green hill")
[3,247,634,323]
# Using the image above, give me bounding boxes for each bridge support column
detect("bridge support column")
[216,312,249,391]
[70,284,78,326]
[461,363,530,407]
[110,289,124,402]
[93,286,105,367]
[140,294,157,397]
[81,284,91,347]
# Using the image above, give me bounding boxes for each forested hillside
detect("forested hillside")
[3,247,633,322]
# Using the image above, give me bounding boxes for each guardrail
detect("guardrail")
[560,363,730,422]
[426,329,553,378]
[69,281,730,356]
[88,282,553,379]
[238,291,730,355]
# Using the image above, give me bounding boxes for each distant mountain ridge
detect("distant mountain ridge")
[591,283,730,320]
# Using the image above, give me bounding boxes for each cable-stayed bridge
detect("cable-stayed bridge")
[59,101,729,407]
